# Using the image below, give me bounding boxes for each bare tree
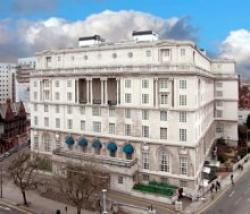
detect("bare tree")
[55,164,108,214]
[8,152,38,206]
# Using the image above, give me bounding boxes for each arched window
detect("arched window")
[159,151,169,172]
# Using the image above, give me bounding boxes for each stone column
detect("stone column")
[116,78,120,105]
[86,78,90,104]
[101,77,107,105]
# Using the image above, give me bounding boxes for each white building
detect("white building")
[30,31,238,195]
[16,57,36,117]
[0,63,16,103]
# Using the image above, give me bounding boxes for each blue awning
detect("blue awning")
[65,136,74,145]
[92,138,102,149]
[107,142,117,152]
[78,137,88,147]
[123,144,134,154]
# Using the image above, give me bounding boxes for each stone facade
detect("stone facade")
[30,32,238,195]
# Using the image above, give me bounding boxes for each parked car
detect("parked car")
[3,152,10,157]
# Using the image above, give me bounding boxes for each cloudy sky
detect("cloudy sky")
[0,0,250,77]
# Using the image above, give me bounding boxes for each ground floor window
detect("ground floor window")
[160,177,169,184]
[142,174,149,181]
[118,176,124,184]
[180,180,188,188]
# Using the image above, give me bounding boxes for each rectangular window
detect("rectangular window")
[93,121,101,133]
[55,118,60,128]
[180,156,188,175]
[125,93,132,103]
[67,80,72,87]
[34,92,38,100]
[146,50,151,57]
[160,111,167,121]
[109,123,116,135]
[125,124,132,136]
[79,106,85,114]
[216,91,223,97]
[180,180,188,188]
[216,126,224,133]
[142,174,150,181]
[142,152,149,170]
[67,119,73,129]
[109,108,116,117]
[44,104,48,112]
[179,95,187,106]
[118,176,123,184]
[55,80,60,87]
[142,126,149,138]
[179,129,187,141]
[44,91,49,100]
[55,92,60,100]
[216,82,223,87]
[142,94,149,104]
[142,110,149,120]
[162,49,171,57]
[43,135,51,152]
[92,107,101,116]
[67,106,72,114]
[160,128,168,139]
[159,79,168,89]
[179,112,187,122]
[216,101,223,107]
[142,79,149,89]
[216,110,223,118]
[125,109,131,119]
[125,79,131,88]
[44,80,50,87]
[33,136,39,150]
[33,81,37,87]
[34,116,38,126]
[34,104,38,111]
[67,92,72,101]
[80,120,85,131]
[179,80,187,89]
[44,117,49,127]
[55,105,60,113]
[160,94,168,105]
[180,48,186,56]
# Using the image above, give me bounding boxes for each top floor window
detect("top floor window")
[112,53,117,59]
[67,80,72,87]
[180,48,186,56]
[179,80,187,89]
[142,79,149,89]
[146,50,151,57]
[125,79,131,88]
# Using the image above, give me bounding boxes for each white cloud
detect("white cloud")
[220,29,250,62]
[0,10,197,62]
[220,29,250,77]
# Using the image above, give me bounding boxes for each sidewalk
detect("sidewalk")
[183,154,250,214]
[0,181,97,214]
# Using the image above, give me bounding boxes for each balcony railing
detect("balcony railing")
[108,100,117,105]
[53,148,137,168]
[93,99,101,104]
[79,98,87,104]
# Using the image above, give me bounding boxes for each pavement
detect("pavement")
[183,155,250,214]
[205,163,250,214]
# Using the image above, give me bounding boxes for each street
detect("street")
[206,167,250,214]
[0,204,24,214]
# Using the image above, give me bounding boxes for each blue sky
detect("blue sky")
[0,0,250,76]
[0,0,249,50]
